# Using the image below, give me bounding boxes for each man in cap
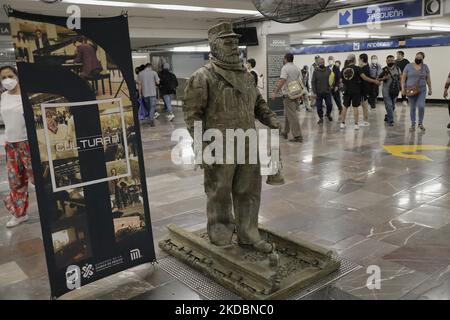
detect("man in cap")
[309,55,321,108]
[183,22,281,253]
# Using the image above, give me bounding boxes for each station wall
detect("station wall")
[172,53,208,79]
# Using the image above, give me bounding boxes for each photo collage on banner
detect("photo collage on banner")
[8,9,155,298]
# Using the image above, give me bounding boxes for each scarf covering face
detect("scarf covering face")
[209,55,248,94]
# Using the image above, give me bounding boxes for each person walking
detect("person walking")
[328,56,342,113]
[301,65,313,112]
[340,54,362,130]
[401,52,432,132]
[444,71,450,129]
[137,63,160,127]
[359,53,380,127]
[378,55,401,126]
[0,66,33,228]
[368,55,382,109]
[272,53,303,143]
[312,57,333,124]
[158,63,178,122]
[246,58,259,87]
[396,51,410,106]
[309,55,321,109]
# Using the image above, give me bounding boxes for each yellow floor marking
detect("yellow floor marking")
[383,145,450,161]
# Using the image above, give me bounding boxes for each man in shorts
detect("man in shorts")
[340,54,362,130]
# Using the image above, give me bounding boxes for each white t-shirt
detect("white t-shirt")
[0,91,28,143]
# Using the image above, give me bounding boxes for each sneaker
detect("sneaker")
[340,123,346,129]
[418,124,426,132]
[354,124,359,130]
[409,125,416,132]
[281,132,288,140]
[317,119,324,125]
[167,114,175,122]
[6,215,29,228]
[402,101,408,107]
[289,136,303,143]
[362,121,370,127]
[149,120,155,127]
[327,115,333,122]
[388,122,394,127]
[306,106,312,112]
[447,123,450,129]
[154,112,160,119]
[384,115,388,122]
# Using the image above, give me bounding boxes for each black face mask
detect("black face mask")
[319,64,325,69]
[387,62,395,67]
[415,58,423,64]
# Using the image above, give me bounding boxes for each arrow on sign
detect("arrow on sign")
[339,10,351,25]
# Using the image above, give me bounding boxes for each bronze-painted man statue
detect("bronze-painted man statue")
[183,22,281,253]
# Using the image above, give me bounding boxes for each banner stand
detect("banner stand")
[6,8,156,299]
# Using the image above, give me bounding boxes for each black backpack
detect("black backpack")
[386,67,401,99]
[167,72,178,91]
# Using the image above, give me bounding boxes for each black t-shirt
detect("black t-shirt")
[360,64,371,95]
[395,58,410,72]
[342,64,361,95]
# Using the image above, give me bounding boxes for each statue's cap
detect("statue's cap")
[208,22,241,43]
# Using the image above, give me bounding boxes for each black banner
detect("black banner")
[266,35,290,114]
[7,9,155,298]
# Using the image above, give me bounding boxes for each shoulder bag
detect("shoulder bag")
[405,65,425,97]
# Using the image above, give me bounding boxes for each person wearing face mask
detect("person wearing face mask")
[0,66,33,228]
[401,52,432,132]
[359,53,380,127]
[369,55,382,109]
[312,57,333,124]
[328,56,342,113]
[378,55,402,126]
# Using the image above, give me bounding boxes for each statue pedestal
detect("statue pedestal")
[159,224,341,300]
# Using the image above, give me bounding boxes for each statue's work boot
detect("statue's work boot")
[240,240,274,254]
[208,223,234,248]
[266,170,285,185]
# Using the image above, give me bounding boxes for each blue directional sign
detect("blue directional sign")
[339,10,351,26]
[338,0,442,28]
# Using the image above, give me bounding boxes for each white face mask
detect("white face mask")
[371,59,378,64]
[2,78,18,91]
[328,60,335,66]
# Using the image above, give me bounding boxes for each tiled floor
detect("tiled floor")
[0,102,449,300]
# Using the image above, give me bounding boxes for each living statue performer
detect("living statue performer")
[183,22,284,253]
